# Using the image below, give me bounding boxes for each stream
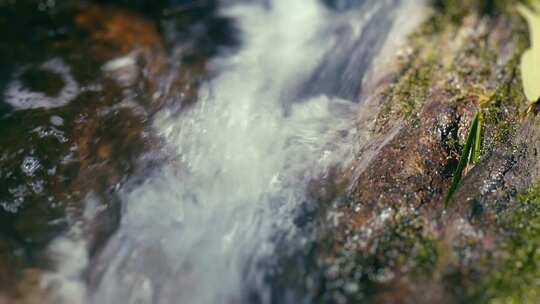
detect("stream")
[2,0,425,303]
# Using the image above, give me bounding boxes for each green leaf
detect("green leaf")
[444,112,480,208]
[517,1,540,103]
[470,111,483,165]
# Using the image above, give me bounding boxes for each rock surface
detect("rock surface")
[276,2,540,303]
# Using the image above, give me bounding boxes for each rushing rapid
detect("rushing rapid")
[45,1,426,303]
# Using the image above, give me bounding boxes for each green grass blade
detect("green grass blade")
[444,112,479,208]
[470,111,483,164]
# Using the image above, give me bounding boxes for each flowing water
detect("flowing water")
[45,1,426,303]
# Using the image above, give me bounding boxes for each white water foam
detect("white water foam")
[92,2,352,303]
[46,1,426,303]
[4,58,79,110]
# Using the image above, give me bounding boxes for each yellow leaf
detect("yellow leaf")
[517,1,540,102]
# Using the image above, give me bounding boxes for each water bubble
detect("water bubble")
[48,166,57,175]
[1,200,22,213]
[4,185,28,213]
[31,180,45,194]
[21,156,41,176]
[50,115,64,126]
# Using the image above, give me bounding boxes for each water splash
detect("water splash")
[46,1,426,303]
[92,2,354,303]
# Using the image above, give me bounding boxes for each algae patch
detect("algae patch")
[473,185,540,304]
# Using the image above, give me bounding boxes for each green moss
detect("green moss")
[397,60,435,122]
[376,55,436,129]
[314,213,441,303]
[409,236,440,278]
[472,185,540,303]
[378,0,530,132]
[369,0,535,300]
[432,0,482,24]
[432,0,533,23]
[481,24,528,145]
[363,216,441,283]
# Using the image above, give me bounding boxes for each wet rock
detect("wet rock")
[0,1,215,301]
[271,3,537,303]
